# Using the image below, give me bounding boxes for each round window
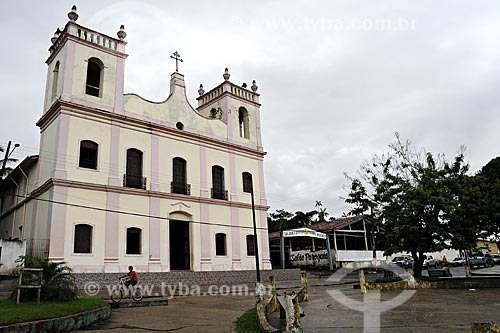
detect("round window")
[176,122,184,130]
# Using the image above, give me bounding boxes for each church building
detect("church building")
[0,6,271,273]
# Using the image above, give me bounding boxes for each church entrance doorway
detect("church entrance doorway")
[169,220,190,270]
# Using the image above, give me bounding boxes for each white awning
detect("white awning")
[282,227,327,239]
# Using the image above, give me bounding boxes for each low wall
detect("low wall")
[0,239,26,274]
[0,305,110,333]
[75,269,302,289]
[365,277,500,291]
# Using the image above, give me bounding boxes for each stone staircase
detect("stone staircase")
[0,277,17,299]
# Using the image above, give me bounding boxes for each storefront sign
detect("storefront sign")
[290,249,329,267]
[283,228,327,239]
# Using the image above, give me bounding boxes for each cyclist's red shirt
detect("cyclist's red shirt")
[127,270,138,282]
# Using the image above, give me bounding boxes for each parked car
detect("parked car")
[489,254,500,265]
[451,257,465,266]
[423,255,438,269]
[390,255,413,268]
[468,253,494,269]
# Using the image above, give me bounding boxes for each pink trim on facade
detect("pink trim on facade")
[200,202,211,260]
[53,114,69,179]
[148,197,161,261]
[104,192,119,260]
[61,40,75,101]
[31,195,39,240]
[260,210,271,262]
[229,153,238,201]
[34,129,45,188]
[225,96,232,139]
[255,107,263,150]
[108,124,120,186]
[231,207,241,261]
[258,159,267,206]
[43,63,51,113]
[150,134,160,191]
[37,101,266,159]
[199,145,209,198]
[47,187,67,260]
[114,57,125,114]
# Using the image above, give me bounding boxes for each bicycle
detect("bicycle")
[111,277,143,302]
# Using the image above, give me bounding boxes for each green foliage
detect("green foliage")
[235,307,258,333]
[267,207,322,232]
[0,298,106,325]
[11,256,77,302]
[477,157,500,236]
[344,133,488,276]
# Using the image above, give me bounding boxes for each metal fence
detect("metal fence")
[25,238,50,259]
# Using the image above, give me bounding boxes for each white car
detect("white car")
[423,255,438,269]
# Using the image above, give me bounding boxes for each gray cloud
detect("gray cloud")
[1,1,500,217]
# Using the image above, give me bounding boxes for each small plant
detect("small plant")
[11,256,77,302]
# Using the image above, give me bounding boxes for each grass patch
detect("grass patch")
[235,307,259,333]
[0,297,107,325]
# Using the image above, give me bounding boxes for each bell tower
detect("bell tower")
[196,68,263,152]
[43,5,128,115]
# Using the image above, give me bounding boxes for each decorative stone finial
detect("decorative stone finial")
[251,80,258,92]
[223,68,230,81]
[51,28,62,44]
[198,84,205,96]
[117,25,127,40]
[68,5,79,22]
[242,83,247,88]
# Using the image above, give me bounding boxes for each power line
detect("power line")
[4,143,349,211]
[5,193,268,232]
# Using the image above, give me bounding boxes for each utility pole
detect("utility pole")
[1,141,19,214]
[250,182,261,282]
[1,141,12,179]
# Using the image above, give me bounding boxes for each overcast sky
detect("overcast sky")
[1,1,500,217]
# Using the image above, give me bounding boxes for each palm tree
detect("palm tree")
[318,207,329,222]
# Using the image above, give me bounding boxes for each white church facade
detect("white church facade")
[0,6,271,273]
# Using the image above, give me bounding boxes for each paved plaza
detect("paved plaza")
[73,269,500,333]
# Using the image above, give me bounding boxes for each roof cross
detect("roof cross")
[170,51,183,72]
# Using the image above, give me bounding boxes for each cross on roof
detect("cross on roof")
[170,51,183,72]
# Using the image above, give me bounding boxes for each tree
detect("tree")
[290,210,318,227]
[12,256,77,302]
[477,157,500,237]
[345,134,478,276]
[268,209,294,232]
[315,200,329,222]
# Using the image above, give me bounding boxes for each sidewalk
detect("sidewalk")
[76,294,254,333]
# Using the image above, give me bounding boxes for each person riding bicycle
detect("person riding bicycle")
[120,265,138,288]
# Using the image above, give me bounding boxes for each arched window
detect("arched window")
[215,233,227,256]
[246,234,256,256]
[51,61,60,100]
[172,157,189,195]
[242,172,253,193]
[126,227,142,254]
[74,224,92,253]
[85,57,103,97]
[212,165,227,200]
[125,148,144,189]
[238,107,249,139]
[79,140,98,169]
